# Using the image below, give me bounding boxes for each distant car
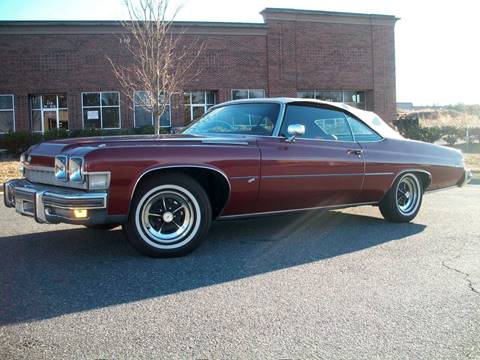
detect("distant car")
[4,98,472,256]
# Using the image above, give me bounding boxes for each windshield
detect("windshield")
[182,103,280,136]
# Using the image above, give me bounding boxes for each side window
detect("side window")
[281,104,354,142]
[346,115,382,142]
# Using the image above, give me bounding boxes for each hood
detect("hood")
[28,134,203,158]
[25,133,254,167]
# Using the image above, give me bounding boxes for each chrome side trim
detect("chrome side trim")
[262,173,365,179]
[365,172,395,176]
[218,201,378,220]
[261,172,393,179]
[230,176,259,180]
[201,139,249,146]
[129,164,232,217]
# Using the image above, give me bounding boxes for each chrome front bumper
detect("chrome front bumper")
[3,179,108,224]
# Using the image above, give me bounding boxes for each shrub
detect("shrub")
[441,126,464,146]
[396,122,442,143]
[468,127,480,143]
[1,131,42,155]
[396,121,424,141]
[68,128,104,138]
[43,128,69,141]
[420,126,443,143]
[133,125,155,134]
[0,126,172,155]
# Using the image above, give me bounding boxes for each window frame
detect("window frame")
[0,94,15,133]
[231,89,266,100]
[81,91,121,130]
[133,91,172,128]
[281,103,383,143]
[30,94,68,133]
[297,90,367,110]
[184,91,217,124]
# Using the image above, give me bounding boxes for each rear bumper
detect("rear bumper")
[458,169,473,187]
[3,178,110,225]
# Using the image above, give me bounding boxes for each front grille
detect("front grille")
[25,167,87,189]
[25,168,55,185]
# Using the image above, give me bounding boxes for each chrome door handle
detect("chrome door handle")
[347,149,363,157]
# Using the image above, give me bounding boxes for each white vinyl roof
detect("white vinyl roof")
[219,97,404,140]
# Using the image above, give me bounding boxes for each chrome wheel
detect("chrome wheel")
[135,184,201,249]
[396,174,421,216]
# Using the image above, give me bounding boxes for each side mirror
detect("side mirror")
[285,124,305,142]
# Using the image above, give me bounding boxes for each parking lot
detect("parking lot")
[0,185,479,359]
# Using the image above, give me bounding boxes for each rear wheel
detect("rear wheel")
[379,173,423,223]
[123,174,211,257]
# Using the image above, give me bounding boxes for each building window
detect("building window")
[82,92,120,129]
[133,91,171,128]
[31,94,68,133]
[297,90,366,109]
[0,95,15,133]
[231,89,265,100]
[184,91,216,124]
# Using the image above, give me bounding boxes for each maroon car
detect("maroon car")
[4,98,472,256]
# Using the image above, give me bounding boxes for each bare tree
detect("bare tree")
[107,0,203,135]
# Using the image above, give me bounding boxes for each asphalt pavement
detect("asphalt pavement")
[0,185,479,359]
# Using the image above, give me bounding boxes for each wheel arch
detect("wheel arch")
[380,169,432,203]
[129,165,231,220]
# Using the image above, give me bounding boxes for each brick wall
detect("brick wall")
[266,19,396,122]
[0,10,397,131]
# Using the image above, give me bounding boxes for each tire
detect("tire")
[123,174,212,257]
[84,224,119,230]
[379,173,423,223]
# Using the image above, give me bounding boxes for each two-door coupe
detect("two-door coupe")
[4,98,472,256]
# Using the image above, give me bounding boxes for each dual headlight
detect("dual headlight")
[54,155,109,190]
[54,156,68,182]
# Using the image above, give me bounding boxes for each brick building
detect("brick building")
[0,8,398,134]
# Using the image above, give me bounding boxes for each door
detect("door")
[31,94,68,133]
[257,103,365,213]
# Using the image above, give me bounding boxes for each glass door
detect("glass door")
[43,111,57,131]
[31,94,68,133]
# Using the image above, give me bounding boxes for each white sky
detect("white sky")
[1,0,479,105]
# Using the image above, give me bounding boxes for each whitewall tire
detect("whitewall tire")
[124,174,211,257]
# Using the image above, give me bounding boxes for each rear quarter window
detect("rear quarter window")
[346,115,382,142]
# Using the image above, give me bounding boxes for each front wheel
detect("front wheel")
[379,173,423,223]
[123,174,212,257]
